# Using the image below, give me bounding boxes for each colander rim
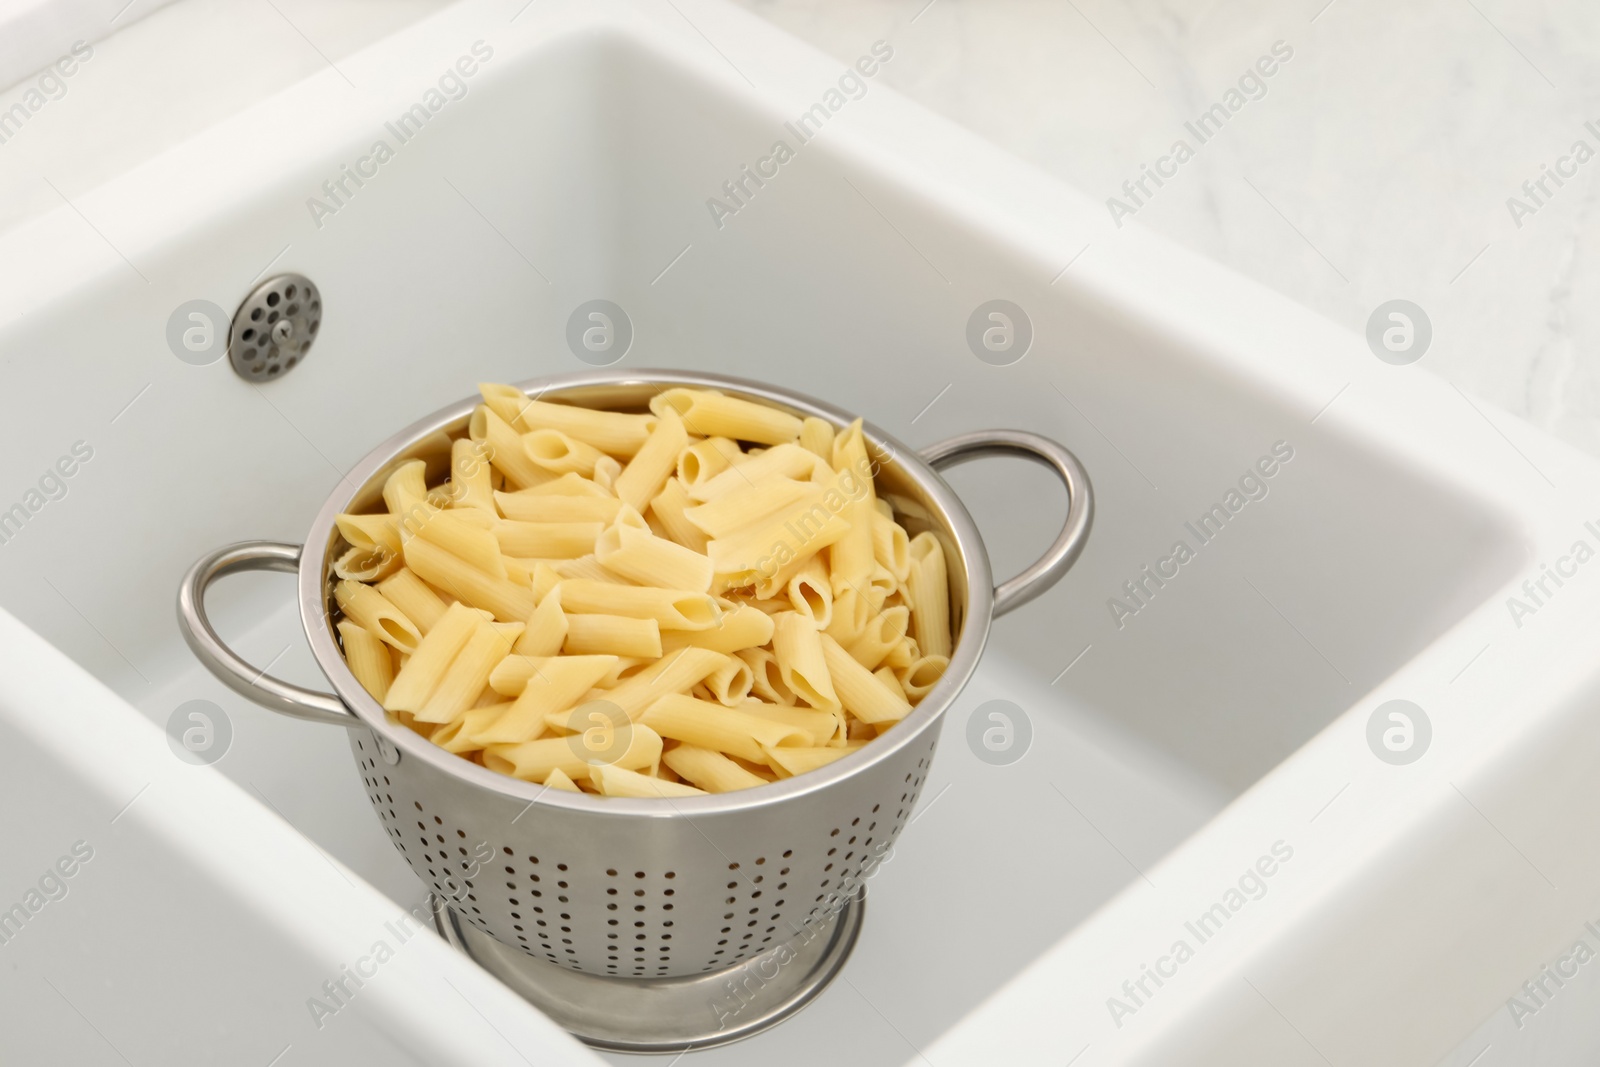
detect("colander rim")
[298,368,995,816]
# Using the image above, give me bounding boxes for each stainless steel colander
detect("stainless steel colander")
[178,370,1091,988]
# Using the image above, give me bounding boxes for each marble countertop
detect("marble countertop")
[2,0,1595,461]
[727,0,1600,462]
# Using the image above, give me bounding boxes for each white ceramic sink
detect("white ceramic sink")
[2,1,1599,1064]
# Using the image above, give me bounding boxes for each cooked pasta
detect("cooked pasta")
[330,383,956,795]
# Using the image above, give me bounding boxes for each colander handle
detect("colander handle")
[921,430,1093,617]
[177,541,358,728]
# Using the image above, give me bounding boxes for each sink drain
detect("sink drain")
[228,273,321,382]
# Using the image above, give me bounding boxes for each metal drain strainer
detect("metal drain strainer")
[228,273,320,382]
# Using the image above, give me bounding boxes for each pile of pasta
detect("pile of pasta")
[330,383,952,798]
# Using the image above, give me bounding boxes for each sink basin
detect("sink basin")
[2,0,1598,1064]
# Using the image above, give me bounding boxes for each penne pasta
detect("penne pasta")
[799,416,834,460]
[590,762,706,798]
[592,455,622,493]
[702,653,753,705]
[737,700,840,746]
[334,544,402,583]
[557,579,720,630]
[563,613,663,659]
[871,508,912,583]
[478,382,535,430]
[639,693,808,763]
[543,766,582,792]
[382,459,429,516]
[499,556,543,587]
[493,520,604,559]
[659,603,776,655]
[762,743,863,778]
[644,511,674,541]
[415,617,511,724]
[376,569,449,634]
[334,580,421,653]
[515,398,657,457]
[430,702,510,754]
[739,646,797,705]
[402,537,534,623]
[706,495,851,590]
[331,383,955,795]
[384,602,483,712]
[687,443,820,502]
[450,438,497,512]
[884,635,919,670]
[595,517,714,592]
[865,563,897,613]
[506,471,612,498]
[823,587,871,646]
[818,632,911,724]
[337,619,394,702]
[786,556,832,628]
[771,612,838,708]
[906,531,952,657]
[484,722,662,782]
[411,507,507,577]
[874,665,908,702]
[649,387,804,446]
[827,420,878,595]
[469,404,552,490]
[565,647,726,722]
[551,554,626,584]
[648,478,709,554]
[515,588,568,657]
[336,512,402,556]
[476,655,620,745]
[663,744,768,792]
[488,654,546,698]
[593,656,642,688]
[494,490,621,523]
[676,437,742,489]
[614,408,689,513]
[897,654,949,700]
[523,428,605,477]
[682,478,815,541]
[846,605,910,670]
[529,561,565,602]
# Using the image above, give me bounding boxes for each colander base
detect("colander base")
[432,893,865,1053]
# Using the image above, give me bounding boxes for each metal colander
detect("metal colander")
[346,715,936,978]
[179,370,1091,982]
